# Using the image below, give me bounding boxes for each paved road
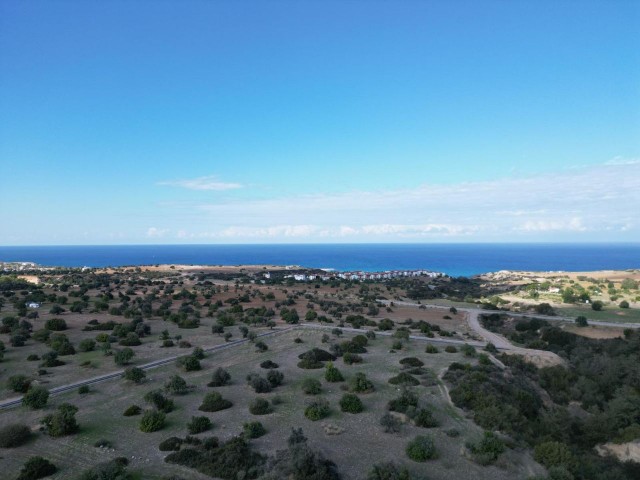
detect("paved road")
[0,326,295,410]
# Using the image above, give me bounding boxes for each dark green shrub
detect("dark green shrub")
[255,341,268,352]
[208,367,231,387]
[247,374,272,393]
[199,392,232,412]
[533,441,574,470]
[159,436,183,451]
[40,350,64,367]
[343,352,363,364]
[139,410,166,432]
[340,393,364,413]
[425,344,439,354]
[144,390,175,413]
[22,386,49,409]
[461,344,476,357]
[406,435,437,461]
[113,348,135,365]
[41,403,79,437]
[8,374,31,393]
[78,339,96,352]
[367,462,411,480]
[266,370,284,387]
[304,398,330,421]
[27,354,40,361]
[468,431,506,465]
[0,423,31,448]
[45,318,67,331]
[178,355,201,372]
[78,385,90,394]
[93,439,112,448]
[388,372,420,386]
[188,416,212,434]
[260,360,279,369]
[302,378,322,395]
[77,458,130,480]
[123,366,146,384]
[123,405,142,416]
[388,389,418,413]
[249,398,272,415]
[243,421,266,439]
[324,362,344,382]
[17,456,57,480]
[350,372,374,393]
[399,357,424,368]
[165,375,189,394]
[444,345,457,353]
[380,413,402,433]
[414,408,438,428]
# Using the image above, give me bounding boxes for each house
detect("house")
[26,302,40,309]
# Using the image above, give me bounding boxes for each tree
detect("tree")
[591,300,604,311]
[187,416,212,434]
[164,375,188,394]
[208,367,231,387]
[139,410,166,432]
[123,367,146,384]
[16,456,57,480]
[619,300,630,309]
[340,393,364,413]
[144,390,174,413]
[350,372,374,393]
[406,435,437,462]
[114,348,134,365]
[575,316,588,327]
[8,374,31,393]
[325,362,344,382]
[177,355,201,372]
[41,403,79,437]
[22,386,49,409]
[45,318,67,331]
[199,392,232,412]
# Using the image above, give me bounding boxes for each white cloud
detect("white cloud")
[146,227,169,238]
[158,175,242,191]
[162,160,640,241]
[605,156,640,166]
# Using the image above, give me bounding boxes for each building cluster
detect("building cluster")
[265,269,443,282]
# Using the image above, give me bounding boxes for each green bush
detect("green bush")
[188,416,212,434]
[533,441,574,470]
[367,462,412,480]
[468,431,506,465]
[144,390,175,413]
[208,367,231,387]
[302,378,322,395]
[425,344,439,354]
[177,355,201,372]
[414,408,438,428]
[243,421,266,439]
[22,386,49,409]
[388,372,420,386]
[444,345,457,353]
[325,362,344,382]
[41,403,79,437]
[123,366,146,384]
[406,435,437,462]
[123,405,142,416]
[78,339,96,352]
[343,352,363,364]
[77,458,130,480]
[159,436,183,451]
[461,344,476,357]
[199,392,232,412]
[249,397,272,415]
[8,374,31,393]
[17,456,57,480]
[304,398,330,421]
[113,348,135,365]
[340,393,364,413]
[78,385,90,394]
[139,410,166,432]
[350,372,374,393]
[380,413,402,433]
[45,318,67,331]
[260,360,279,369]
[0,423,31,448]
[399,357,424,367]
[165,375,189,394]
[266,369,284,387]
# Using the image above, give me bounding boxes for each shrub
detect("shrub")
[444,345,457,353]
[208,367,231,387]
[123,366,146,384]
[591,300,604,311]
[78,385,90,394]
[619,300,630,309]
[139,410,166,432]
[484,342,498,353]
[163,339,175,347]
[243,421,266,439]
[114,348,135,365]
[391,341,403,350]
[324,362,345,382]
[343,352,363,364]
[159,436,183,451]
[16,456,57,480]
[77,458,130,480]
[192,347,205,359]
[461,344,476,357]
[45,318,67,331]
[164,375,189,395]
[406,435,437,462]
[388,389,418,414]
[302,378,322,395]
[144,390,175,413]
[0,424,31,448]
[305,398,330,421]
[249,397,272,415]
[93,439,112,448]
[367,462,412,480]
[255,341,268,352]
[123,405,142,416]
[380,413,402,433]
[425,344,439,354]
[22,386,49,409]
[41,403,79,437]
[27,354,40,361]
[188,416,212,434]
[533,441,574,470]
[399,357,424,368]
[414,408,438,428]
[266,370,284,387]
[8,374,31,393]
[78,339,96,352]
[340,393,363,413]
[199,392,232,412]
[350,372,374,393]
[40,350,64,367]
[260,360,279,369]
[388,372,420,386]
[177,355,201,372]
[468,431,506,465]
[247,374,272,393]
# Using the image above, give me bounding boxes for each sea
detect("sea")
[0,244,639,277]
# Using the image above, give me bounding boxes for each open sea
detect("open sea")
[0,243,639,277]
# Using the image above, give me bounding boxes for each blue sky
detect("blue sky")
[0,0,639,245]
